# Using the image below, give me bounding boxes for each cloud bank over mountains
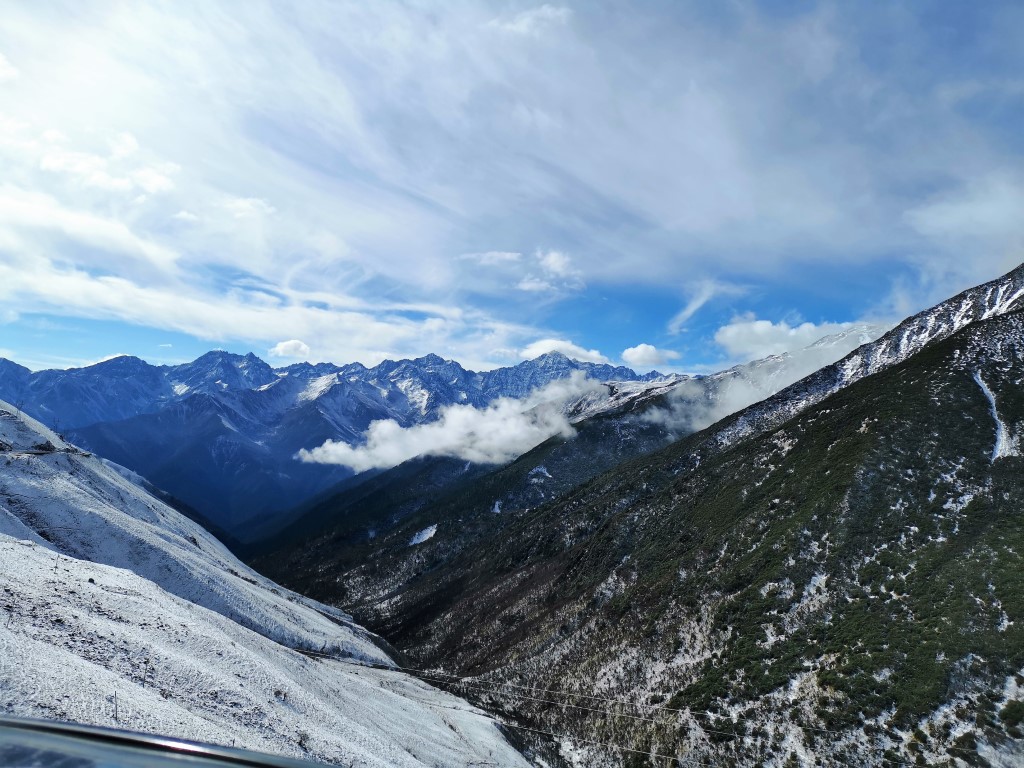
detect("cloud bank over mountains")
[299,373,604,471]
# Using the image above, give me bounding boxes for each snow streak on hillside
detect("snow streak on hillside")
[0,403,529,767]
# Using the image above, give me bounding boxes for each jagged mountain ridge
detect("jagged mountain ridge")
[0,401,530,767]
[264,265,1024,766]
[6,325,884,540]
[0,351,668,534]
[0,350,665,432]
[253,323,887,582]
[710,266,1024,450]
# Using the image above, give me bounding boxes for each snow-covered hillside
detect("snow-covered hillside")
[0,403,529,767]
[714,264,1024,450]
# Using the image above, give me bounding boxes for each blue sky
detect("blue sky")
[1,1,1023,373]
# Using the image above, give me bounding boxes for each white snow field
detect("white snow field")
[0,403,529,767]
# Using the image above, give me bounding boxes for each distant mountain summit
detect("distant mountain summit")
[0,350,664,534]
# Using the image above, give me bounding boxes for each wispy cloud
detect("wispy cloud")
[489,5,572,37]
[0,52,18,82]
[621,343,679,368]
[299,372,601,471]
[520,338,609,364]
[0,186,179,273]
[668,280,745,334]
[0,2,1021,369]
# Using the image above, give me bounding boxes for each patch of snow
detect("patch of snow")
[299,374,339,402]
[0,538,527,767]
[973,370,1020,461]
[409,525,437,546]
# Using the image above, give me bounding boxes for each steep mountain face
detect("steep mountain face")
[249,382,680,570]
[254,324,887,588]
[269,267,1024,766]
[0,402,530,767]
[0,351,664,536]
[479,353,657,399]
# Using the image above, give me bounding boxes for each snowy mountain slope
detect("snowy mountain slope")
[305,289,1024,766]
[712,265,1024,450]
[257,323,888,597]
[0,403,530,767]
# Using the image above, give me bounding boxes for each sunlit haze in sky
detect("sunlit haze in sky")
[2,2,1023,373]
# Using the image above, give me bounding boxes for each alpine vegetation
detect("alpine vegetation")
[261,264,1024,767]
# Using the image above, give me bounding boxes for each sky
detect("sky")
[1,1,1023,373]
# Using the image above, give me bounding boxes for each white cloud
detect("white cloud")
[36,138,175,195]
[0,2,1019,372]
[516,276,554,292]
[39,147,134,191]
[903,176,1024,293]
[0,53,18,83]
[222,197,276,219]
[268,339,311,358]
[489,5,572,36]
[131,166,177,194]
[644,323,887,434]
[520,338,609,364]
[668,280,746,334]
[538,249,573,277]
[621,343,680,368]
[299,372,601,471]
[461,251,522,265]
[109,132,139,158]
[172,210,199,222]
[0,252,536,372]
[906,175,1024,244]
[713,314,859,361]
[515,250,584,294]
[0,186,178,272]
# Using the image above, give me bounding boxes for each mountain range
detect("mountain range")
[258,264,1024,766]
[0,351,669,536]
[5,265,1024,765]
[0,327,883,541]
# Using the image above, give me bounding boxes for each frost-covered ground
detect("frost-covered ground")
[0,404,530,767]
